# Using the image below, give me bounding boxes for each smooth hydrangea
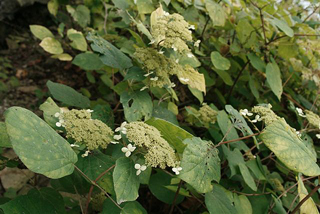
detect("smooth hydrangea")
[198,103,218,127]
[251,104,280,125]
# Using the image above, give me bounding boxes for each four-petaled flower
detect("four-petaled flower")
[316,134,320,139]
[296,107,306,117]
[114,134,122,140]
[194,40,201,47]
[115,122,127,134]
[135,164,147,175]
[121,144,136,157]
[251,115,261,123]
[172,167,182,175]
[240,109,253,116]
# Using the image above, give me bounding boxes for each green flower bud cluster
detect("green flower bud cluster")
[305,110,320,128]
[63,109,114,150]
[251,104,280,125]
[152,12,193,53]
[198,103,218,127]
[125,122,178,169]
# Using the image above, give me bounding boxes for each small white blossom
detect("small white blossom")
[115,122,127,134]
[81,150,90,158]
[56,122,62,127]
[179,77,189,82]
[187,53,194,58]
[188,25,195,30]
[194,40,201,47]
[140,86,149,91]
[111,141,119,144]
[172,167,182,175]
[172,45,177,51]
[54,112,60,118]
[134,164,147,175]
[316,134,320,139]
[114,134,122,140]
[86,109,94,113]
[70,143,80,147]
[150,76,159,81]
[296,131,302,137]
[121,144,136,157]
[240,109,253,116]
[296,107,306,117]
[144,71,154,77]
[251,115,261,123]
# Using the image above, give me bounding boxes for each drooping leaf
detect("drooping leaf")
[4,107,78,179]
[0,188,66,214]
[72,53,104,70]
[46,80,90,108]
[297,176,319,214]
[259,118,320,176]
[146,117,193,153]
[239,163,257,191]
[39,97,60,128]
[205,185,237,214]
[266,60,282,100]
[149,170,184,204]
[120,90,153,122]
[40,37,63,54]
[67,29,87,51]
[47,0,58,16]
[0,122,11,148]
[211,51,231,70]
[72,5,90,28]
[179,137,220,193]
[213,69,233,86]
[87,33,132,70]
[205,0,226,26]
[247,53,266,72]
[30,25,54,40]
[270,18,294,37]
[113,157,140,204]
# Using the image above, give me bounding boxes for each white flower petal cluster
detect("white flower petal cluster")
[194,40,201,47]
[121,144,136,157]
[54,108,66,127]
[172,167,182,175]
[296,107,306,117]
[134,164,147,175]
[251,115,262,123]
[240,109,253,117]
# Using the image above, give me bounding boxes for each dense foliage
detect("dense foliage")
[1,0,320,213]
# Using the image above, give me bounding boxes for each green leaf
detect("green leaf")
[0,122,11,148]
[39,97,60,128]
[222,146,245,177]
[149,170,184,204]
[76,151,115,181]
[247,53,266,71]
[72,53,104,70]
[5,107,78,179]
[0,188,66,214]
[121,201,147,214]
[146,118,193,153]
[72,5,90,28]
[233,194,253,214]
[40,37,63,54]
[266,60,283,100]
[136,0,155,14]
[30,25,54,40]
[152,105,179,125]
[113,157,140,204]
[213,69,233,86]
[210,51,231,70]
[91,104,114,128]
[47,0,58,16]
[239,163,257,191]
[87,33,132,70]
[188,86,203,103]
[205,0,226,26]
[205,185,237,214]
[46,80,90,108]
[270,18,294,37]
[298,176,319,214]
[179,137,220,193]
[120,90,153,122]
[259,119,320,176]
[51,53,73,61]
[67,29,87,51]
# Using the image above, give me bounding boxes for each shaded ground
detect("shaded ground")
[0,3,89,120]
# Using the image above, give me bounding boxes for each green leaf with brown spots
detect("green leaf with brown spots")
[4,107,78,179]
[259,118,320,176]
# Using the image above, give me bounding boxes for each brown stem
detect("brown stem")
[199,17,210,50]
[214,132,260,148]
[291,185,320,214]
[227,60,250,100]
[169,180,183,214]
[232,190,271,196]
[302,6,319,23]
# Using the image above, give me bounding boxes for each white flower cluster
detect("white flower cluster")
[121,143,136,157]
[240,109,262,123]
[112,122,127,144]
[296,107,306,117]
[134,164,147,175]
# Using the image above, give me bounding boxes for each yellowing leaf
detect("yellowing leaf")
[298,176,319,214]
[51,53,73,61]
[260,119,320,176]
[205,0,226,27]
[211,51,231,70]
[266,60,282,100]
[40,37,63,54]
[30,25,54,40]
[67,29,87,51]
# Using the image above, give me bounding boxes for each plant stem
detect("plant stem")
[291,185,320,214]
[169,180,183,214]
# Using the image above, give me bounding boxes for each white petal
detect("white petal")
[114,135,122,140]
[111,141,119,144]
[247,112,253,116]
[121,147,129,153]
[135,164,141,169]
[140,165,147,171]
[316,134,320,139]
[177,167,182,171]
[175,171,180,175]
[125,151,131,157]
[56,122,61,127]
[172,168,177,172]
[115,127,121,132]
[121,130,127,134]
[136,169,141,176]
[54,112,60,117]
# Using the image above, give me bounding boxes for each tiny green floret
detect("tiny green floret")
[62,109,114,150]
[251,104,280,125]
[125,122,178,169]
[198,103,218,127]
